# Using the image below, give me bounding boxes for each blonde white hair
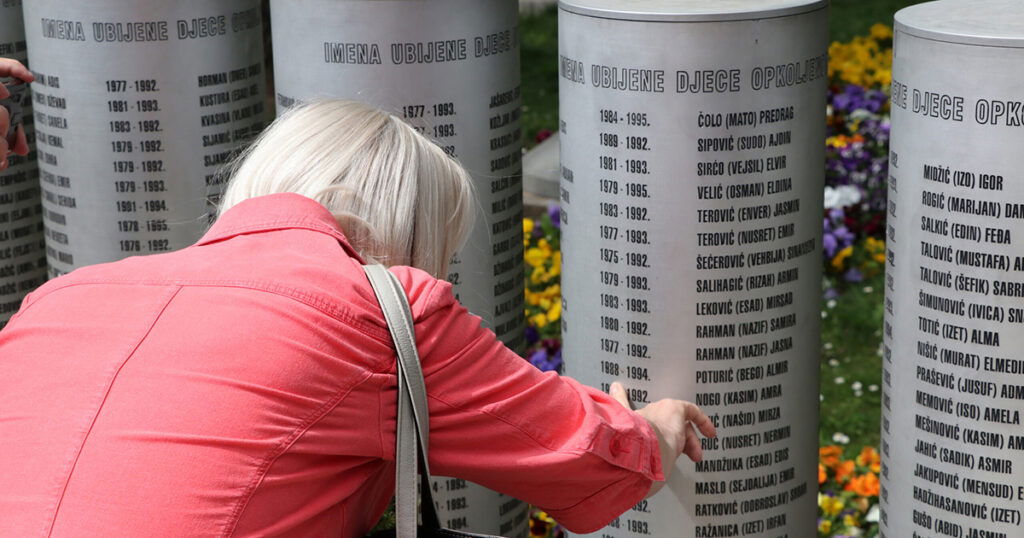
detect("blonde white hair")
[219,99,475,278]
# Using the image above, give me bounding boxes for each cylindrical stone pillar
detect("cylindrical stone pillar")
[558,1,827,535]
[22,1,267,275]
[0,1,46,327]
[270,2,527,536]
[882,1,1024,535]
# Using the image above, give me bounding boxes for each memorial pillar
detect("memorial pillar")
[270,1,527,535]
[0,1,46,327]
[558,1,827,535]
[882,1,1024,535]
[22,1,268,275]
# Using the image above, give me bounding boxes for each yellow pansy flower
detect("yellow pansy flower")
[530,267,546,285]
[875,68,892,87]
[549,251,562,276]
[820,495,845,517]
[529,312,548,328]
[538,239,552,258]
[547,301,561,322]
[870,23,893,40]
[525,247,547,268]
[831,245,854,270]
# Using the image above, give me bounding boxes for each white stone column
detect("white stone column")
[559,1,827,535]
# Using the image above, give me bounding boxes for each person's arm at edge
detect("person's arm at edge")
[399,272,714,532]
[0,59,34,169]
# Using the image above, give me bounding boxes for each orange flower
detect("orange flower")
[819,445,843,469]
[845,472,881,497]
[818,463,827,485]
[834,460,856,483]
[856,446,881,474]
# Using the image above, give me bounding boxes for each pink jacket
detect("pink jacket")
[0,193,661,537]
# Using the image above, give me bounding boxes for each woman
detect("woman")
[0,100,714,536]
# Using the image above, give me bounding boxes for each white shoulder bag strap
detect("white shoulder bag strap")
[363,264,433,537]
[364,265,506,538]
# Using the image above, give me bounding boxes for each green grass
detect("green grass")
[819,275,885,456]
[520,5,560,147]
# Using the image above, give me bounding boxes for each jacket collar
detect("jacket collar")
[197,193,366,263]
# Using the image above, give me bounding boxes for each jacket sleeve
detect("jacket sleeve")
[409,278,664,533]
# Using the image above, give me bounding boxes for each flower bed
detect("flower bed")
[818,446,881,537]
[823,24,892,294]
[815,24,892,538]
[523,206,563,373]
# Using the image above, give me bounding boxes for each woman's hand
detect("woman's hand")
[1,58,35,169]
[609,381,717,498]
